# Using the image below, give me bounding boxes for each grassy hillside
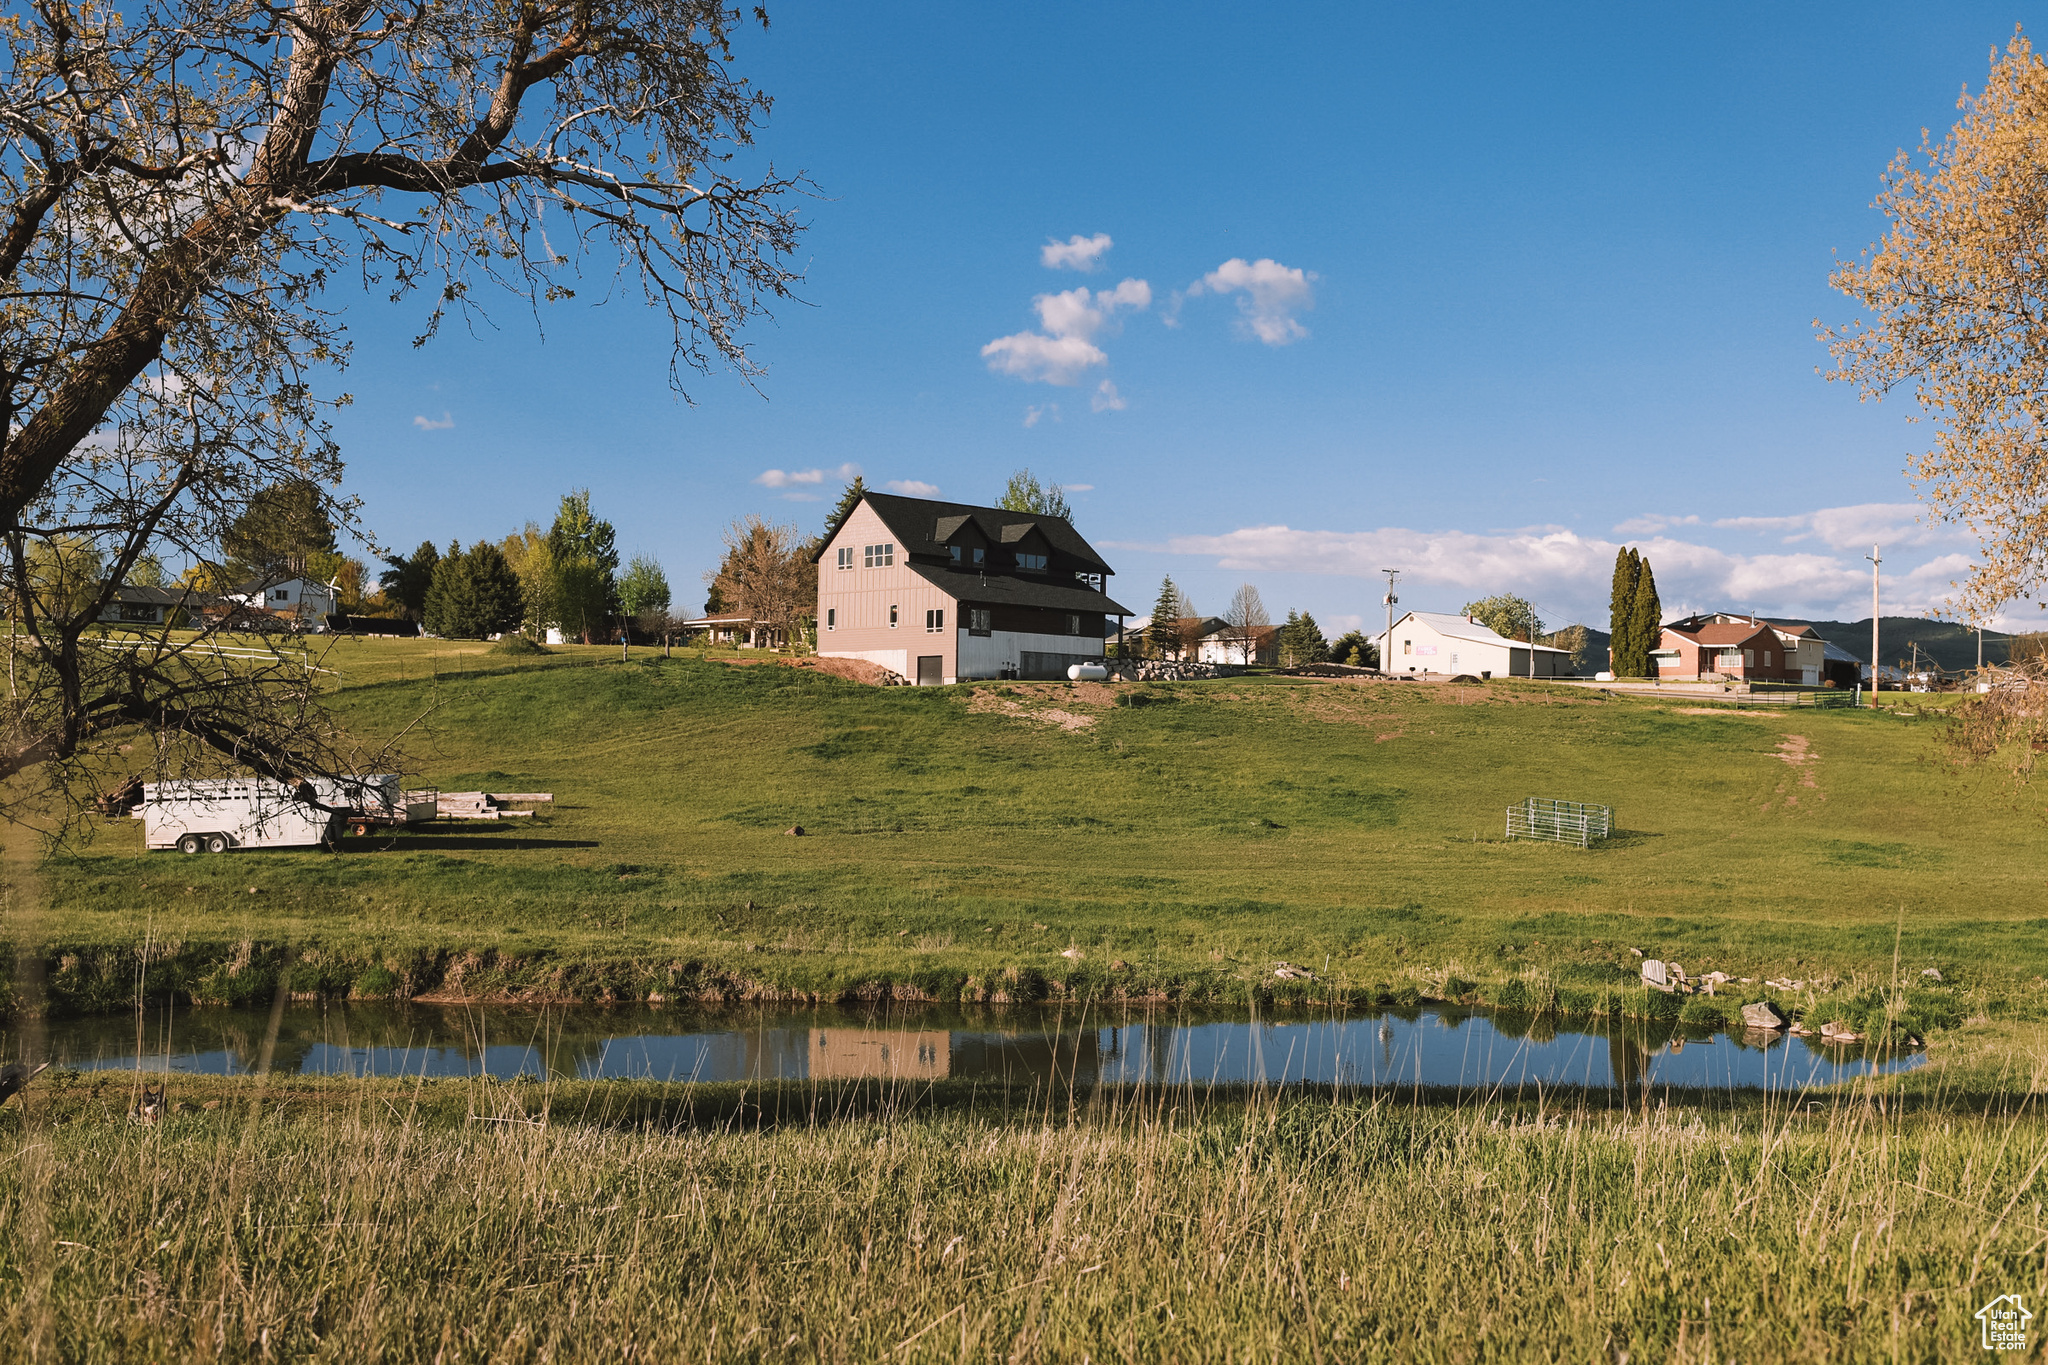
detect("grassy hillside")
[16,637,2045,1020]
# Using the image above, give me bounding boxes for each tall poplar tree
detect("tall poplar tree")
[1628,555,1664,675]
[1609,548,1642,675]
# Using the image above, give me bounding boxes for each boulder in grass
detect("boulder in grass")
[785,826,805,837]
[1740,1000,1786,1030]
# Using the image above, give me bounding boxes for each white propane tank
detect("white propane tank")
[1067,662,1110,682]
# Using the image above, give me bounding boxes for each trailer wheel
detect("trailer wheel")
[177,833,203,855]
[350,820,370,838]
[205,833,230,854]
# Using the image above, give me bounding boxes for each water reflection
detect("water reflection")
[6,1003,1922,1093]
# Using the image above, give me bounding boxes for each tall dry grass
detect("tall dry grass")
[1,1073,2044,1362]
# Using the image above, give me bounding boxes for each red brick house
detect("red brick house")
[813,492,1132,685]
[1651,616,1795,682]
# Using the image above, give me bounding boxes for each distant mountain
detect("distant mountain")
[1766,617,2016,673]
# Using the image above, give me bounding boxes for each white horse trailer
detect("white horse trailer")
[139,779,340,854]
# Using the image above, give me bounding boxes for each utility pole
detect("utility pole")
[1866,544,1881,697]
[1380,569,1400,672]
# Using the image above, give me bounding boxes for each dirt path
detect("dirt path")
[1763,733,1822,809]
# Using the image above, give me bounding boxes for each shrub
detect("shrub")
[490,633,550,656]
[354,966,400,999]
[1679,997,1731,1030]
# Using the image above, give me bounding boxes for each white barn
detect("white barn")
[1375,611,1573,678]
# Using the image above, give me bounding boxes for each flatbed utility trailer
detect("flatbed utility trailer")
[308,774,437,837]
[139,779,341,854]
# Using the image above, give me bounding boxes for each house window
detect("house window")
[1016,553,1047,571]
[889,605,899,628]
[864,543,894,568]
[1402,640,1412,655]
[1067,614,1081,635]
[925,608,944,632]
[1743,649,1754,667]
[826,608,836,631]
[837,547,854,570]
[969,608,991,636]
[272,589,289,601]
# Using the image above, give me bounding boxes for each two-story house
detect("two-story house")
[1653,613,1826,684]
[813,492,1132,684]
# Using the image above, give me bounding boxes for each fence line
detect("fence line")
[77,636,335,675]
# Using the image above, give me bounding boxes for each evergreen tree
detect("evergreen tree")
[1278,610,1327,666]
[547,490,620,642]
[1147,576,1183,658]
[1608,547,1641,675]
[1330,629,1377,668]
[817,476,868,549]
[1628,555,1663,676]
[222,479,337,581]
[423,542,523,639]
[378,540,441,621]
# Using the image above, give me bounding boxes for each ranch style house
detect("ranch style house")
[814,491,1131,685]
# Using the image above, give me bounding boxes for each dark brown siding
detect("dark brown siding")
[959,602,1105,639]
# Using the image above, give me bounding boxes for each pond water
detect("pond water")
[9,1002,1922,1094]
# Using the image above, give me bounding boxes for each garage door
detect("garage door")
[916,655,945,686]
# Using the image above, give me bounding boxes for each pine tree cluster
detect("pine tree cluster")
[1607,549,1663,676]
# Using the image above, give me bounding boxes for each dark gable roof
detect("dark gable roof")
[108,584,192,607]
[907,562,1132,615]
[828,492,1115,573]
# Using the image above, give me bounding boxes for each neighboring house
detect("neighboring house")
[96,584,189,626]
[1376,611,1574,678]
[226,575,339,628]
[1655,613,1828,685]
[1195,621,1278,666]
[682,614,756,646]
[814,491,1131,684]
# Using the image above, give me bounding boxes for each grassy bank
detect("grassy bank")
[20,643,2048,1027]
[2,1052,2044,1362]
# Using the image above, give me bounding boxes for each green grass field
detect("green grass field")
[2,1060,2044,1362]
[13,637,2044,1026]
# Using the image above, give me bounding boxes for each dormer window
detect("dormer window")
[947,545,986,566]
[1016,553,1047,572]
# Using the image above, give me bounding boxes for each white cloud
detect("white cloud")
[984,273,1150,388]
[1613,513,1700,535]
[1041,232,1113,271]
[1186,257,1315,345]
[1141,501,1997,627]
[754,462,861,491]
[982,332,1109,386]
[1091,380,1126,413]
[885,479,941,497]
[413,412,454,431]
[1023,403,1059,428]
[1064,483,1095,492]
[1712,502,1951,551]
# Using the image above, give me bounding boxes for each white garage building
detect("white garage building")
[1375,611,1574,678]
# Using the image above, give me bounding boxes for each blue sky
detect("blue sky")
[328,1,2048,633]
